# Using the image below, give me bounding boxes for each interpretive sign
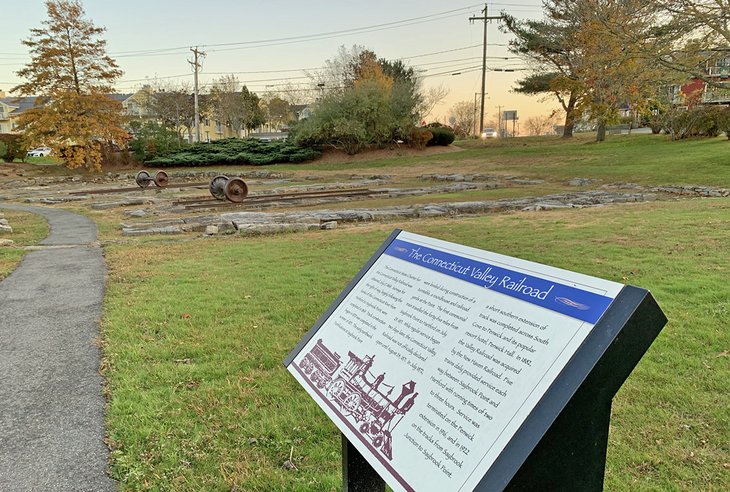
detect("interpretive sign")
[284,230,666,491]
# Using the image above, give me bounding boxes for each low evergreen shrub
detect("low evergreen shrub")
[427,126,456,146]
[146,138,320,166]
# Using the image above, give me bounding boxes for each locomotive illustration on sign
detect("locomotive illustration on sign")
[298,339,418,460]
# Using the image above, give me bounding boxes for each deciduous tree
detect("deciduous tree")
[13,0,127,171]
[613,1,729,86]
[210,75,249,137]
[502,2,586,138]
[146,82,197,144]
[505,0,673,142]
[573,0,670,141]
[261,95,291,131]
[524,113,560,136]
[449,101,477,137]
[296,47,441,153]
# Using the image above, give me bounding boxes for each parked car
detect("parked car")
[27,147,52,157]
[481,128,498,139]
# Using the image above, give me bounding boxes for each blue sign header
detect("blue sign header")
[384,239,615,324]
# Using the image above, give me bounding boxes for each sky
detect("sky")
[0,0,556,127]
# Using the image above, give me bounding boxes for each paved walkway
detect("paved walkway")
[0,205,115,491]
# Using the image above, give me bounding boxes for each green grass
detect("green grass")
[265,134,730,187]
[0,209,50,279]
[103,198,729,491]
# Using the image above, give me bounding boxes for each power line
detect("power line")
[0,5,483,59]
[111,5,484,58]
[114,44,514,84]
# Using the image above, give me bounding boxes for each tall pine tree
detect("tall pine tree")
[13,0,127,171]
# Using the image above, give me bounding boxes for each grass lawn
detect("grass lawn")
[266,133,730,188]
[0,209,50,279]
[102,196,729,490]
[6,134,726,490]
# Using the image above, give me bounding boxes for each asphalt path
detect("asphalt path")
[0,205,116,491]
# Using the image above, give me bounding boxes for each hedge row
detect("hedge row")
[147,138,320,166]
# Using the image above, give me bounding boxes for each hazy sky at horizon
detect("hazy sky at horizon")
[0,1,555,124]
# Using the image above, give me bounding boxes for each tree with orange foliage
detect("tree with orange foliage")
[12,0,128,171]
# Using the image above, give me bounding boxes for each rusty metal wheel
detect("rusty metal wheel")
[153,170,169,187]
[209,175,229,200]
[135,170,151,188]
[224,177,248,203]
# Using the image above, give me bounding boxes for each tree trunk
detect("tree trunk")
[562,93,578,138]
[563,118,576,138]
[596,120,607,142]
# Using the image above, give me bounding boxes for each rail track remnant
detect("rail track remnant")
[174,187,388,210]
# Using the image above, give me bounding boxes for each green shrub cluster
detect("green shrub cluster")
[427,126,456,146]
[661,106,730,140]
[720,110,730,140]
[0,133,27,162]
[129,120,180,161]
[292,79,417,155]
[147,138,320,166]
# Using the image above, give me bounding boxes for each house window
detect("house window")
[204,118,210,126]
[215,120,222,133]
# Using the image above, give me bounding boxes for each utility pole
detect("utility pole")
[469,4,502,136]
[497,105,502,137]
[189,47,206,143]
[474,92,479,136]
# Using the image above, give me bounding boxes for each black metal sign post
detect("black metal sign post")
[343,434,385,492]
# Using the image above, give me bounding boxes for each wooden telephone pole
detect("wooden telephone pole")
[188,47,206,143]
[469,4,502,135]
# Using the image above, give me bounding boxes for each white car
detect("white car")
[27,147,52,157]
[481,128,498,139]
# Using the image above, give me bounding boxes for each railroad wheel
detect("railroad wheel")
[342,393,362,416]
[327,378,345,400]
[359,422,370,434]
[224,177,248,203]
[153,170,169,187]
[135,170,151,188]
[209,175,229,200]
